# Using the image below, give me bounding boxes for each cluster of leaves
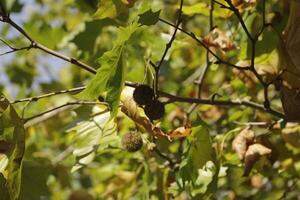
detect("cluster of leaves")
[1,0,300,199]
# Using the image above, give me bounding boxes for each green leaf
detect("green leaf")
[19,160,51,200]
[79,22,140,117]
[188,125,213,171]
[72,19,116,53]
[24,23,65,49]
[182,2,231,18]
[0,96,25,200]
[0,0,22,12]
[178,125,213,189]
[75,0,98,13]
[93,0,129,20]
[138,9,161,26]
[67,109,118,172]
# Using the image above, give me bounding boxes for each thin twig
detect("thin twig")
[153,0,184,97]
[197,0,215,98]
[0,38,15,49]
[0,46,30,56]
[158,18,250,71]
[34,43,97,74]
[161,91,284,119]
[11,86,85,104]
[225,0,253,41]
[23,101,108,123]
[188,0,215,114]
[225,0,273,111]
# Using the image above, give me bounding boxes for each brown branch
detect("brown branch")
[1,15,97,74]
[34,43,97,74]
[13,82,284,122]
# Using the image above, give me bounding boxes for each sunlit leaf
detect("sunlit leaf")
[93,0,129,20]
[67,107,118,172]
[0,96,25,200]
[182,1,231,18]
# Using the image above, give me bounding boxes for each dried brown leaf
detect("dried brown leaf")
[243,144,272,176]
[203,28,236,54]
[232,126,255,160]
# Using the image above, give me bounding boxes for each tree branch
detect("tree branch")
[161,91,284,119]
[3,6,285,121]
[13,85,285,120]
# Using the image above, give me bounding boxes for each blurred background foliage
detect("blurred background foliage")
[1,0,300,199]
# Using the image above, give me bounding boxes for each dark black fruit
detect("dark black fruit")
[122,132,143,152]
[133,84,154,106]
[98,95,105,102]
[144,100,165,120]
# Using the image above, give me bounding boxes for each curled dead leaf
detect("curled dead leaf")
[203,28,236,55]
[167,124,192,139]
[243,144,272,176]
[232,126,255,160]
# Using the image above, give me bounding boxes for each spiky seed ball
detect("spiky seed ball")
[144,100,165,120]
[133,84,154,106]
[122,132,143,152]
